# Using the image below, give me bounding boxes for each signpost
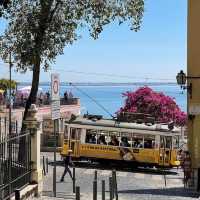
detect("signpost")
[51,73,60,120]
[51,73,60,197]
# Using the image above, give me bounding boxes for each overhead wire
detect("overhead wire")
[1,61,177,82]
[69,82,114,118]
[52,67,176,82]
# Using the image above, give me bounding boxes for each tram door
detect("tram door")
[69,128,80,157]
[159,136,172,166]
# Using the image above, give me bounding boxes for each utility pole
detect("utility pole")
[8,51,13,197]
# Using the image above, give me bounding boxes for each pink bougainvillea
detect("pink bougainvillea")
[118,86,186,126]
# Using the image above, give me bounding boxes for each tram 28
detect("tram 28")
[61,115,181,168]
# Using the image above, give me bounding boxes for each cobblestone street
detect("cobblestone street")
[39,152,199,200]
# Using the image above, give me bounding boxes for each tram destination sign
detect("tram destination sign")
[51,73,60,120]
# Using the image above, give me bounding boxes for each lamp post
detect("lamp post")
[8,52,13,196]
[9,52,13,136]
[176,70,187,86]
[176,70,200,99]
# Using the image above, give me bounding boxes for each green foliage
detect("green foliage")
[0,0,144,72]
[0,78,17,90]
[0,0,10,15]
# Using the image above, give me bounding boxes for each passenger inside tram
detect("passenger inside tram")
[97,135,107,145]
[120,137,131,147]
[109,135,119,146]
[86,133,96,144]
[133,139,143,148]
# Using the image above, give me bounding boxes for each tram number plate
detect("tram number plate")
[132,149,139,153]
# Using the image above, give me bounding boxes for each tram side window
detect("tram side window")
[132,136,143,148]
[108,134,120,146]
[97,132,107,145]
[144,136,155,149]
[85,129,97,144]
[120,136,131,147]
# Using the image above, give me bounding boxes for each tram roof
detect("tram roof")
[65,116,181,135]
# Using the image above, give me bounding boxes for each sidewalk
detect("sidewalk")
[39,152,199,200]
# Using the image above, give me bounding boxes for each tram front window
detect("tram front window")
[173,136,179,149]
[160,136,172,149]
[166,137,172,149]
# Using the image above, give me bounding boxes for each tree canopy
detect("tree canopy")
[0,0,144,71]
[0,0,144,121]
[0,78,17,90]
[0,0,10,9]
[118,86,186,126]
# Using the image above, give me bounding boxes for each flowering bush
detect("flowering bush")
[118,86,186,126]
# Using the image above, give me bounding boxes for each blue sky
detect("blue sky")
[0,0,187,83]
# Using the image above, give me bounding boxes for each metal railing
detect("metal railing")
[0,129,31,199]
[12,97,79,109]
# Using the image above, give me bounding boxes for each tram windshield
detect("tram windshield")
[160,136,172,149]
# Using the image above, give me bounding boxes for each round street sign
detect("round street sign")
[53,80,59,95]
[51,73,60,101]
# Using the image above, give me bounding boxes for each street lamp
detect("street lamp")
[176,70,193,98]
[4,51,13,198]
[176,70,187,86]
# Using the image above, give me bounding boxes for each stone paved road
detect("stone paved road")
[39,152,200,200]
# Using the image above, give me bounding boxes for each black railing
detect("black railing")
[0,130,31,199]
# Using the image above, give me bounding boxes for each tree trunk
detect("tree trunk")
[23,57,41,123]
[18,0,55,162]
[19,57,40,162]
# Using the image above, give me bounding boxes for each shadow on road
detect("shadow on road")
[42,191,75,199]
[49,160,178,175]
[118,187,199,198]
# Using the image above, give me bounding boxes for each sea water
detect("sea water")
[39,84,187,118]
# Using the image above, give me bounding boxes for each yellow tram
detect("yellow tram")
[61,115,181,167]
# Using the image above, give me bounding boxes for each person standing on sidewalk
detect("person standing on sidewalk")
[60,150,73,182]
[182,151,192,187]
